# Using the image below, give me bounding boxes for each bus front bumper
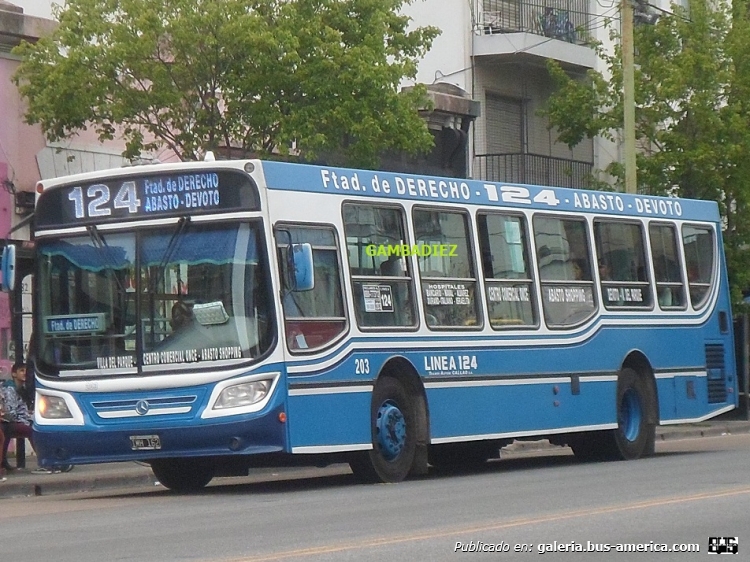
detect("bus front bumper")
[32,403,288,467]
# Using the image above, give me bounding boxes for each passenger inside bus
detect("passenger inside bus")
[379,254,405,277]
[170,301,193,331]
[598,260,612,281]
[658,287,674,307]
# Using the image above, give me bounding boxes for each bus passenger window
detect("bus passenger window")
[594,220,652,309]
[533,216,596,327]
[343,204,417,329]
[413,208,481,329]
[649,223,686,309]
[477,213,536,328]
[276,225,347,351]
[682,225,714,309]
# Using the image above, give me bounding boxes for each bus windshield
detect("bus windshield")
[37,220,274,373]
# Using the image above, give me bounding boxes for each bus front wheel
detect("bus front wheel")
[150,458,215,492]
[350,377,418,483]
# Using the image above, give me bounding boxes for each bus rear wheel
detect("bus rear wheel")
[570,368,655,461]
[612,368,655,460]
[350,377,418,483]
[150,458,215,492]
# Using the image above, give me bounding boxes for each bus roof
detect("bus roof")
[261,161,721,223]
[35,159,721,224]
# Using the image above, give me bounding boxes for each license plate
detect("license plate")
[130,435,161,450]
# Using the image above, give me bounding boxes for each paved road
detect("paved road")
[1,419,748,499]
[0,432,748,562]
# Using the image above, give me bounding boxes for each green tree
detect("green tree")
[544,0,750,304]
[12,0,440,167]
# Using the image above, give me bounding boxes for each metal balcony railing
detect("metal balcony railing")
[476,0,594,45]
[474,153,594,189]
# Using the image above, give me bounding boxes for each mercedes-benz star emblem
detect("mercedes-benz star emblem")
[135,400,150,416]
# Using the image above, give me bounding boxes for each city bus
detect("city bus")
[7,157,737,490]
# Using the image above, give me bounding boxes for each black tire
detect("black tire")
[570,368,655,462]
[151,458,215,492]
[350,377,418,483]
[611,368,655,460]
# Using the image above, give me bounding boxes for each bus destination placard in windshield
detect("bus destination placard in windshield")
[44,313,107,335]
[35,169,260,229]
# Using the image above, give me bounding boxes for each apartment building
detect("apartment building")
[403,0,623,188]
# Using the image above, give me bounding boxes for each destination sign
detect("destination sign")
[261,161,721,223]
[35,169,260,229]
[44,313,107,335]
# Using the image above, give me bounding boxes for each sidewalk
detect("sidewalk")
[1,420,749,500]
[0,461,157,499]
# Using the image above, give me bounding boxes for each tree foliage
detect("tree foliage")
[544,0,750,304]
[12,0,440,167]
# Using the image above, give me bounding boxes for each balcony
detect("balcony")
[473,0,597,69]
[474,153,593,189]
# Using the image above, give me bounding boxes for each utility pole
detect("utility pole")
[622,0,637,194]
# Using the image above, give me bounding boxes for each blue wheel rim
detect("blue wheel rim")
[619,388,642,442]
[376,400,406,461]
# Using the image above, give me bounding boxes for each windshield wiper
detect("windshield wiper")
[87,225,127,296]
[149,216,191,293]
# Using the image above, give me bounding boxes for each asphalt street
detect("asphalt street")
[1,418,748,500]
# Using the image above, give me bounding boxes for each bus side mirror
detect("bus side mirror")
[291,243,314,291]
[1,244,16,292]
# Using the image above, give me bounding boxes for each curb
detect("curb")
[656,423,750,441]
[0,469,157,500]
[501,421,750,455]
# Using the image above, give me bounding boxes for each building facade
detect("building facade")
[0,1,129,373]
[403,0,623,188]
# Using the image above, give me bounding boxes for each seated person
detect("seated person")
[380,254,404,277]
[658,286,674,307]
[598,260,612,281]
[1,364,71,474]
[1,364,33,472]
[0,418,5,481]
[170,301,193,331]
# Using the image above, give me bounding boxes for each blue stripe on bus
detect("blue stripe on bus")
[281,308,720,372]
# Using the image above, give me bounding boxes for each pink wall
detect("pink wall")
[0,160,10,236]
[0,154,12,377]
[0,161,9,374]
[0,55,49,196]
[1,28,51,370]
[0,9,142,373]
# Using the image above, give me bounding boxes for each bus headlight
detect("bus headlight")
[213,379,272,410]
[38,394,73,419]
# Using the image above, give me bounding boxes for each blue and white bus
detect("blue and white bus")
[18,158,737,489]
